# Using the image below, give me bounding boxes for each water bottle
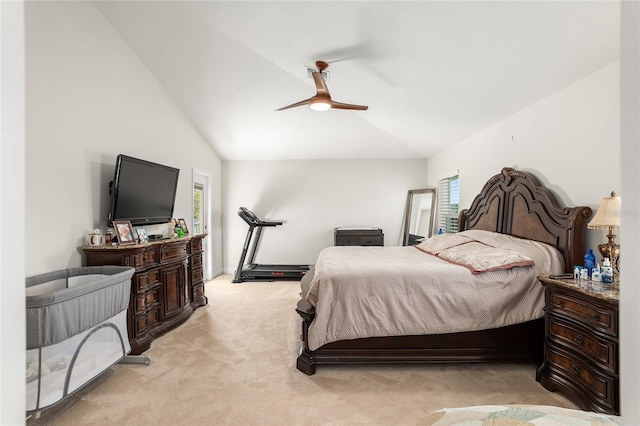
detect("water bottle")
[601,257,613,284]
[584,249,596,278]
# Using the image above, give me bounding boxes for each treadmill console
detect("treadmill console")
[238,207,259,225]
[238,207,282,226]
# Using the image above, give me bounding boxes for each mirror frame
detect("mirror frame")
[402,188,437,246]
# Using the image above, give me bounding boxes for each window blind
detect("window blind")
[437,175,459,234]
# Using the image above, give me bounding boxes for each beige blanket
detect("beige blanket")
[305,230,564,351]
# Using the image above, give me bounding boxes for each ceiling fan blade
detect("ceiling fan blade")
[312,71,330,97]
[274,98,311,111]
[330,101,369,111]
[315,42,375,65]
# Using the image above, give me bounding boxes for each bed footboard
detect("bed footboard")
[296,271,544,375]
[296,297,544,375]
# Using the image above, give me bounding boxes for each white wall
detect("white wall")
[25,1,223,277]
[620,1,640,422]
[428,61,621,253]
[0,1,26,423]
[223,159,429,272]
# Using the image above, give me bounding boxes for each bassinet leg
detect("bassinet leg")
[119,355,151,366]
[27,410,42,420]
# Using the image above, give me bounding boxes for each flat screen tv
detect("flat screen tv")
[108,154,180,227]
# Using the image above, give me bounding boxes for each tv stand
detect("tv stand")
[82,234,208,354]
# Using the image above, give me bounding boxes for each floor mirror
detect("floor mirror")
[402,188,436,246]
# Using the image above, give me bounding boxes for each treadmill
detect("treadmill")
[232,207,309,283]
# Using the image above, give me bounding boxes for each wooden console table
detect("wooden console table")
[83,234,207,354]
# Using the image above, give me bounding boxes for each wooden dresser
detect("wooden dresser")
[537,275,619,414]
[334,227,384,246]
[83,234,207,354]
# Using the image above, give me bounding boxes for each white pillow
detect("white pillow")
[415,233,473,255]
[438,241,534,273]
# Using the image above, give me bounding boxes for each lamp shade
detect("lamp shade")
[587,192,621,229]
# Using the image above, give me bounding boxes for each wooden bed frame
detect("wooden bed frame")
[296,167,592,375]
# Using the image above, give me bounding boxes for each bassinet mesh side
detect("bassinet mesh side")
[26,266,134,349]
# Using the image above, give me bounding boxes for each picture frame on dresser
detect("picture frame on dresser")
[113,220,136,245]
[136,228,148,243]
[178,218,189,234]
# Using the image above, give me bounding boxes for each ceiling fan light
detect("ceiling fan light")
[309,99,331,111]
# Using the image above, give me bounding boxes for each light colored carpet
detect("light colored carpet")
[28,274,577,425]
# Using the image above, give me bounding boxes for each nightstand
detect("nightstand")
[536,275,619,415]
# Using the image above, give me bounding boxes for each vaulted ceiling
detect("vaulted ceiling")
[95,1,620,161]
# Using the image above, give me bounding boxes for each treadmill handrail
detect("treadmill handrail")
[238,207,283,227]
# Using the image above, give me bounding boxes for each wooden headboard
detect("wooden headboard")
[458,167,592,272]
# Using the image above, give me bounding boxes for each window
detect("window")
[193,182,204,234]
[437,175,459,234]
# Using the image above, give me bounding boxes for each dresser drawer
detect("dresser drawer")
[193,284,205,300]
[189,238,202,253]
[191,254,202,268]
[160,243,187,262]
[134,269,161,293]
[548,316,617,373]
[545,345,617,412]
[133,287,161,316]
[191,266,204,285]
[358,235,384,246]
[134,308,160,336]
[334,234,384,246]
[335,235,357,246]
[547,289,617,337]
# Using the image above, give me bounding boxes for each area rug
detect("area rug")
[418,404,621,425]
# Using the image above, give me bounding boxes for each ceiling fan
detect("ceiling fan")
[275,61,368,112]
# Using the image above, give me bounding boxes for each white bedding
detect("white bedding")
[305,230,564,351]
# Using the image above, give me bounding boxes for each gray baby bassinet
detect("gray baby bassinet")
[26,266,147,416]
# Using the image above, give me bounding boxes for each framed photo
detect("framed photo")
[113,220,136,245]
[178,218,189,234]
[136,228,148,243]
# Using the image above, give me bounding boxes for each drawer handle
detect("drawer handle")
[573,334,584,345]
[572,364,581,374]
[591,313,600,320]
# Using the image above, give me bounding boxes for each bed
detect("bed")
[296,167,592,375]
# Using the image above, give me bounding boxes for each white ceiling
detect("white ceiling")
[94,1,620,161]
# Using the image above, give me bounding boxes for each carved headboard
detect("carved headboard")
[458,167,592,272]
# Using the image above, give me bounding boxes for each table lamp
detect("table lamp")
[587,191,621,271]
